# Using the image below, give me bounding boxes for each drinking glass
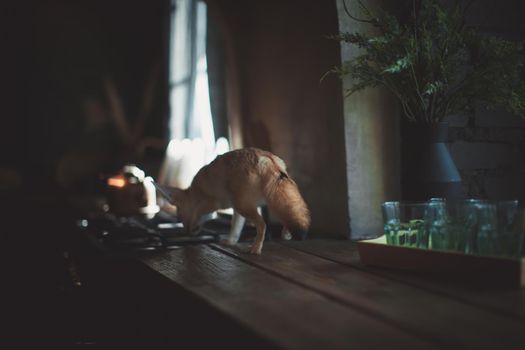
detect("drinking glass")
[446,199,486,254]
[382,202,427,247]
[425,198,454,251]
[475,200,521,257]
[425,198,484,252]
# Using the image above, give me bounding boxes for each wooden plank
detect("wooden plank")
[212,242,525,350]
[140,245,441,350]
[282,239,525,321]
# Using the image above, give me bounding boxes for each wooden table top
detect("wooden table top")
[136,239,525,350]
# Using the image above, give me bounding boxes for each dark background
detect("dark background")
[3,0,171,346]
[2,0,169,195]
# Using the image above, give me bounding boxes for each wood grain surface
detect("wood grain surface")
[130,239,525,350]
[140,245,441,350]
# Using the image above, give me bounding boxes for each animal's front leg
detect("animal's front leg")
[223,211,245,246]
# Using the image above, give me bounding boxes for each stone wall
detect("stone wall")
[446,0,525,202]
[447,111,525,202]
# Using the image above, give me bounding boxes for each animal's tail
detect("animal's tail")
[261,157,311,237]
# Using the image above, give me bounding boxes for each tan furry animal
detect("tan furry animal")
[169,147,310,254]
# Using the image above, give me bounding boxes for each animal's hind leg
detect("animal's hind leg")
[249,211,266,254]
[224,211,245,245]
[234,206,266,255]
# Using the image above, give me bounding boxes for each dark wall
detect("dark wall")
[2,0,169,195]
[209,0,349,237]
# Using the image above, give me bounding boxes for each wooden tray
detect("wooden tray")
[357,236,525,288]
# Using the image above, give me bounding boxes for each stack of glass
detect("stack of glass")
[382,199,525,258]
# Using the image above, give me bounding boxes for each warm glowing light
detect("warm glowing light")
[107,176,126,188]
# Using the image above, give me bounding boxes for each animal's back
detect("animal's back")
[190,148,282,200]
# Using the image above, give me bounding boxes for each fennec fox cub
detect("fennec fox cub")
[169,147,310,254]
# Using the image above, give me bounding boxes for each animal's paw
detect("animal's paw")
[219,239,237,247]
[249,243,262,255]
[281,230,292,241]
[189,227,201,236]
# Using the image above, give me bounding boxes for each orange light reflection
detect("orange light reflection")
[107,176,126,188]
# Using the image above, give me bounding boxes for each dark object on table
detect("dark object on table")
[76,211,220,253]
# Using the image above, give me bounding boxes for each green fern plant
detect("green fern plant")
[328,0,525,123]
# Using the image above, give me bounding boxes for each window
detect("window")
[161,0,229,188]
